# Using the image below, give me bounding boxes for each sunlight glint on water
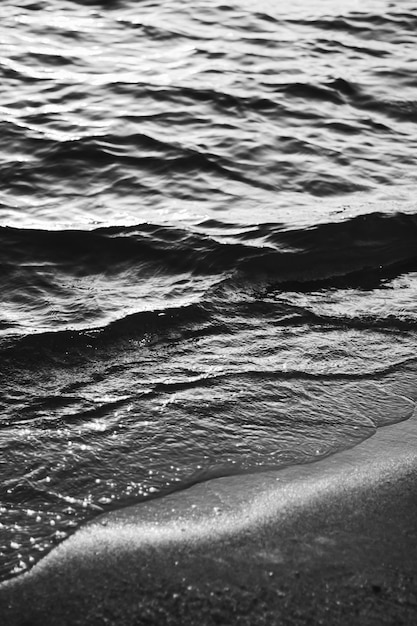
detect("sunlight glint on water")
[0,0,417,580]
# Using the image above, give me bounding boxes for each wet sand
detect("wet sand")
[1,408,417,625]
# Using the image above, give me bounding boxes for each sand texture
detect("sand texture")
[1,408,417,625]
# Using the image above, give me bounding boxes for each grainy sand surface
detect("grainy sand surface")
[1,410,417,625]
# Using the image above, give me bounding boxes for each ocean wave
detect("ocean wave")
[2,210,417,367]
[2,210,417,282]
[241,211,417,281]
[2,0,417,583]
[0,302,211,363]
[294,10,417,40]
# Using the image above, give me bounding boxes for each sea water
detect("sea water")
[1,0,417,580]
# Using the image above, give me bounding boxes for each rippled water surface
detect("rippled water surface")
[1,0,417,580]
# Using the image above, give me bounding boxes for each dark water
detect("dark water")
[1,0,417,580]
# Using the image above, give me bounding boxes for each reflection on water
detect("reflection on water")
[1,0,417,580]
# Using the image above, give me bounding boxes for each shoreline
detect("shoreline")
[1,409,417,625]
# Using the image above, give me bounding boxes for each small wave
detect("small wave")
[2,210,417,290]
[283,76,417,124]
[0,302,210,364]
[293,10,417,41]
[241,211,417,283]
[0,223,253,277]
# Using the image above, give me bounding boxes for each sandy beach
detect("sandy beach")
[0,404,416,625]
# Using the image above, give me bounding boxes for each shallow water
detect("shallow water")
[1,0,417,580]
